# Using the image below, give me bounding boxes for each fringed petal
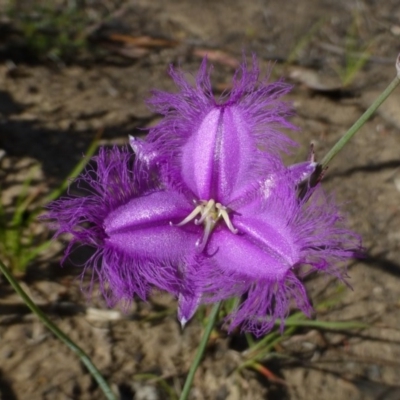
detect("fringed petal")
[185,174,361,334]
[146,56,298,199]
[44,146,196,306]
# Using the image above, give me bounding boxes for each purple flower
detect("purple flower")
[45,58,361,336]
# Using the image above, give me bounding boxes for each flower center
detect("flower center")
[171,199,238,252]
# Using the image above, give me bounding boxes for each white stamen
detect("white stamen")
[170,198,238,251]
[170,204,203,227]
[216,203,238,234]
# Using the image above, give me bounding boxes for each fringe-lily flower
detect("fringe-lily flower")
[46,58,361,336]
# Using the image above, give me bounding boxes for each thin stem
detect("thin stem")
[321,54,400,169]
[179,302,222,400]
[0,258,116,400]
[43,130,101,204]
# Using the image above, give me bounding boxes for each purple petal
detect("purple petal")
[104,190,197,262]
[190,175,361,335]
[205,178,299,281]
[146,56,298,199]
[208,223,297,281]
[181,105,257,202]
[44,146,199,306]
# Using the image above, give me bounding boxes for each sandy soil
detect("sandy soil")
[1,0,400,399]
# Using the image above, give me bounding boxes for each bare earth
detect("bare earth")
[1,1,400,399]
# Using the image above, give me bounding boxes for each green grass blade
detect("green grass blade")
[44,132,101,204]
[276,318,368,330]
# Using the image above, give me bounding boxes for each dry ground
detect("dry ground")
[1,1,400,399]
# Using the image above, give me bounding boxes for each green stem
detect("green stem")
[179,302,221,400]
[43,131,100,204]
[0,258,116,400]
[321,54,400,169]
